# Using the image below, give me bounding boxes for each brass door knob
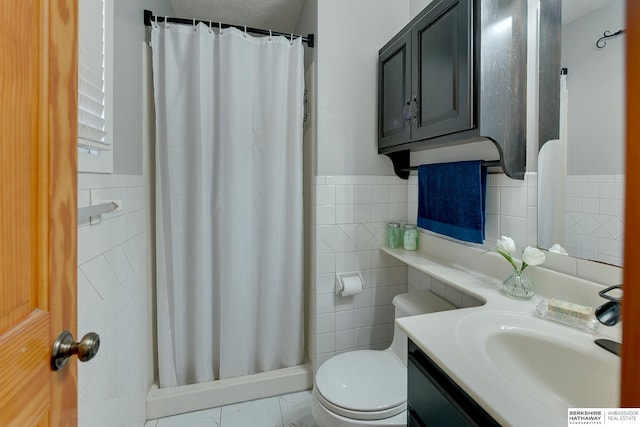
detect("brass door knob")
[51,330,100,371]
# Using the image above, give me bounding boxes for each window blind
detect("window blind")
[78,0,108,150]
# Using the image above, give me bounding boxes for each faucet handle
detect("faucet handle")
[598,284,622,303]
[595,338,621,357]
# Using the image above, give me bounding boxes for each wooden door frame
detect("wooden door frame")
[621,0,639,406]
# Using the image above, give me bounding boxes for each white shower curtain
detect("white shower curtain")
[151,23,304,387]
[538,74,568,249]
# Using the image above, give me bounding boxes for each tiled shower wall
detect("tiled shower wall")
[77,175,151,427]
[565,175,625,266]
[313,172,538,369]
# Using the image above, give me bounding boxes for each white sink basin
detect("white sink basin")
[456,311,620,419]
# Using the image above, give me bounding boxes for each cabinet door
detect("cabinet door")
[378,31,412,150]
[411,0,473,141]
[408,340,500,426]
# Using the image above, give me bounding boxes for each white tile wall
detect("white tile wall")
[314,170,621,373]
[407,267,482,309]
[313,173,624,369]
[77,174,151,427]
[314,172,538,369]
[565,175,625,266]
[314,176,409,369]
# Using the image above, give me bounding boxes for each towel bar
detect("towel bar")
[400,160,502,173]
[78,201,122,226]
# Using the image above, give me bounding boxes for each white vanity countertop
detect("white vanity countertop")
[383,236,621,427]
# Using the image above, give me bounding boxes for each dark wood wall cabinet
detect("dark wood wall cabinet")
[378,0,528,180]
[407,340,501,426]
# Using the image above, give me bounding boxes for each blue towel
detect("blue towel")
[417,161,487,244]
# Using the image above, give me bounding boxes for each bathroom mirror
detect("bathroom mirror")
[538,0,625,266]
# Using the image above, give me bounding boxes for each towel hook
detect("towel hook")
[596,29,625,48]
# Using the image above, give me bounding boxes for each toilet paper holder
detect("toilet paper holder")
[335,271,364,296]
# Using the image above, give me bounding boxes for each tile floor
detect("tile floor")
[144,390,317,427]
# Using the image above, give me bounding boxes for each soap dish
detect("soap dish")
[535,299,599,332]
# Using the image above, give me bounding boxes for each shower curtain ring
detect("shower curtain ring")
[153,15,158,29]
[269,29,272,41]
[209,21,213,34]
[290,33,294,45]
[193,19,197,31]
[164,16,169,29]
[244,26,247,37]
[219,22,223,35]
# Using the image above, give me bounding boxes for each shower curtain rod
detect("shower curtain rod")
[143,10,315,48]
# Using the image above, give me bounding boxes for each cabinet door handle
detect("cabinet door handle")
[403,99,412,125]
[411,96,418,123]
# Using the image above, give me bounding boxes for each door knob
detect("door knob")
[51,330,100,371]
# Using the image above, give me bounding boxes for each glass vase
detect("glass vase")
[502,270,535,299]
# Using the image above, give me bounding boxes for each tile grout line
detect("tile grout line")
[277,395,285,427]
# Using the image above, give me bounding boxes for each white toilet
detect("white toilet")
[311,291,456,426]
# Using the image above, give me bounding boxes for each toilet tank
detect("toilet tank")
[393,291,456,319]
[390,291,456,365]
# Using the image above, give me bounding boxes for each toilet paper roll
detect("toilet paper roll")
[340,275,363,297]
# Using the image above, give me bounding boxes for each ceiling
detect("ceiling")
[562,0,616,24]
[168,0,615,33]
[168,0,305,34]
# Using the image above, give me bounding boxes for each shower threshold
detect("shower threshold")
[145,363,312,420]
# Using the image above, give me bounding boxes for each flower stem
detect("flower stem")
[497,250,520,273]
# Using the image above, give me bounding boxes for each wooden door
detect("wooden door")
[0,0,78,425]
[622,0,640,406]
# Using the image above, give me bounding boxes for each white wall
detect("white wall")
[113,1,174,175]
[77,1,173,426]
[294,0,317,72]
[409,0,433,19]
[562,0,625,175]
[316,0,409,176]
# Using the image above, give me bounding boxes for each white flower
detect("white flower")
[496,236,516,255]
[487,236,546,274]
[522,246,546,266]
[549,243,569,255]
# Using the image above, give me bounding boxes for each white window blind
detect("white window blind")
[78,0,113,173]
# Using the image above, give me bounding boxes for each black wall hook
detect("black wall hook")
[596,29,625,49]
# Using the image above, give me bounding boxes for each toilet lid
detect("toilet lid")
[315,350,406,417]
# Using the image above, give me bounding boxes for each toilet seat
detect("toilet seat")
[314,350,407,421]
